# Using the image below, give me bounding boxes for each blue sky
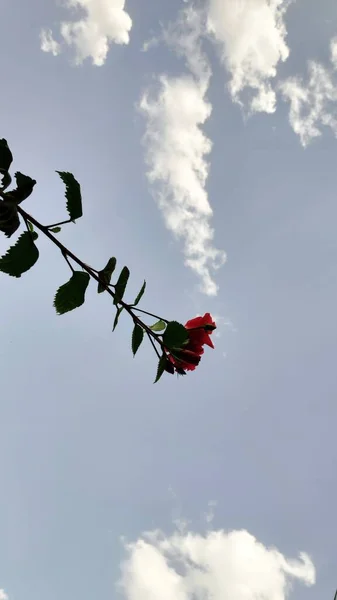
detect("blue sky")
[1,0,337,599]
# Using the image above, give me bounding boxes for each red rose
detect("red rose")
[167,313,216,373]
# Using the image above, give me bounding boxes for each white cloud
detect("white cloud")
[204,500,217,524]
[279,60,337,146]
[118,528,315,600]
[40,29,61,56]
[207,0,291,113]
[330,37,337,69]
[40,0,132,65]
[0,590,8,600]
[140,8,225,296]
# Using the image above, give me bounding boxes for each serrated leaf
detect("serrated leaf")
[0,139,13,173]
[132,280,146,306]
[150,320,166,332]
[56,171,83,221]
[162,321,188,349]
[114,266,130,305]
[6,172,36,203]
[54,271,90,315]
[154,355,169,383]
[132,324,144,356]
[0,231,39,277]
[112,306,123,331]
[98,257,116,293]
[50,227,61,233]
[0,200,20,237]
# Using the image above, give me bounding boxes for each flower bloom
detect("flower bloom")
[167,313,216,373]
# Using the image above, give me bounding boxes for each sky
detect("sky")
[1,0,337,599]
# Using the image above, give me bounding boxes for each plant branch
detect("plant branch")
[16,205,165,350]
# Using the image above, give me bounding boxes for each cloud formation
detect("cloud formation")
[140,8,225,296]
[119,528,315,600]
[279,40,337,146]
[40,0,132,65]
[330,37,337,69]
[40,29,61,56]
[207,0,291,113]
[0,590,8,600]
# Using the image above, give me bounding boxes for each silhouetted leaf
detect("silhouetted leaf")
[56,171,83,221]
[154,355,169,383]
[0,231,39,277]
[54,271,90,315]
[114,266,130,305]
[50,227,61,233]
[132,280,146,306]
[97,257,116,293]
[162,321,188,349]
[164,359,175,374]
[0,139,13,173]
[0,200,20,237]
[6,172,36,203]
[132,324,144,356]
[0,172,11,191]
[112,306,123,331]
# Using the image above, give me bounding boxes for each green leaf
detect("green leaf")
[6,172,36,203]
[54,271,90,315]
[112,306,123,331]
[132,324,144,356]
[162,321,188,349]
[0,200,20,238]
[50,227,61,233]
[154,355,169,383]
[0,231,39,277]
[56,171,83,221]
[114,266,130,305]
[132,280,146,306]
[150,320,166,332]
[0,139,13,173]
[97,257,116,293]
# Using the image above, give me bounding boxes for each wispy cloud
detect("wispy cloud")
[118,528,315,600]
[140,8,225,296]
[279,40,337,146]
[330,37,337,69]
[207,0,291,113]
[0,590,8,600]
[40,0,132,65]
[40,29,61,56]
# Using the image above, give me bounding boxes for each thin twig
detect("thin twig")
[62,251,75,273]
[132,307,168,323]
[146,330,161,359]
[46,218,73,229]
